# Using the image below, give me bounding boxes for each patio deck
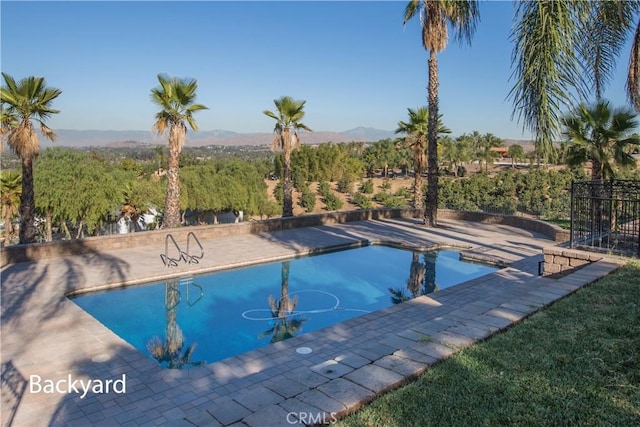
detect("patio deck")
[0,218,622,427]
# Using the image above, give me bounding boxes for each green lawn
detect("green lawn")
[337,263,640,427]
[543,217,571,230]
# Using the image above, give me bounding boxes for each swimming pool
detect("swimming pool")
[71,245,498,368]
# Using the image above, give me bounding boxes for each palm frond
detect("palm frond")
[39,123,57,142]
[628,17,640,111]
[263,96,312,151]
[150,74,206,137]
[403,0,479,53]
[1,72,61,157]
[403,0,420,26]
[509,0,586,161]
[579,1,636,100]
[263,109,280,122]
[562,100,639,179]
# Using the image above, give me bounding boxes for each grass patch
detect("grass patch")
[336,263,640,426]
[543,217,571,229]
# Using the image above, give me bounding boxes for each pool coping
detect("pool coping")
[0,218,625,427]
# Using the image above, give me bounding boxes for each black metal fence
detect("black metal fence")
[570,180,640,257]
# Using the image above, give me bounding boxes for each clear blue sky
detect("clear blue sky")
[0,1,634,140]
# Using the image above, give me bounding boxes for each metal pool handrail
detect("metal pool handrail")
[161,233,184,267]
[185,232,204,264]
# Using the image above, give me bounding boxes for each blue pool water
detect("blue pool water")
[71,246,497,368]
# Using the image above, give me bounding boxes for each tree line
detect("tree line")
[5,132,638,245]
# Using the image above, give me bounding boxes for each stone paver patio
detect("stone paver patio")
[1,218,622,426]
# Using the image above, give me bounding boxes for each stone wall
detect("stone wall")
[542,247,603,276]
[438,210,570,243]
[0,209,569,267]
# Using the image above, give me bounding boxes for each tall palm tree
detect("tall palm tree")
[0,73,61,244]
[263,96,312,217]
[562,100,639,180]
[510,1,640,163]
[1,171,21,246]
[151,74,207,229]
[403,0,480,226]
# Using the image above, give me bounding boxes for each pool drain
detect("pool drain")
[296,347,312,355]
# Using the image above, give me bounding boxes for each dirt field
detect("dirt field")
[263,176,415,216]
[259,162,569,218]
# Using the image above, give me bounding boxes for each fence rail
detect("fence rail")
[570,179,640,257]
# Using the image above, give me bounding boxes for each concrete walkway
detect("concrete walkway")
[0,218,622,427]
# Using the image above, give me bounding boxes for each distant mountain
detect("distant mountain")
[341,127,396,141]
[39,127,396,148]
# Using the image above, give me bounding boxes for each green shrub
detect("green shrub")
[383,197,407,209]
[352,192,373,209]
[323,192,343,211]
[360,179,374,194]
[292,169,307,192]
[318,181,331,197]
[299,189,316,212]
[394,187,411,199]
[337,176,353,194]
[272,182,283,204]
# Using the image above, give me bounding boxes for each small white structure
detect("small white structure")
[117,217,131,234]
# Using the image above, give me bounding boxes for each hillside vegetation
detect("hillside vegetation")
[2,140,639,245]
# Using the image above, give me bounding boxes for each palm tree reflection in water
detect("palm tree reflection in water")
[390,251,439,304]
[147,279,204,369]
[259,261,308,343]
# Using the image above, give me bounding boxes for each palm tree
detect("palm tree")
[450,134,474,176]
[263,96,312,217]
[562,100,639,180]
[153,145,166,175]
[0,73,61,244]
[395,108,450,209]
[396,108,427,209]
[403,0,480,226]
[1,171,21,246]
[150,74,207,229]
[510,1,640,163]
[477,133,503,173]
[508,144,525,168]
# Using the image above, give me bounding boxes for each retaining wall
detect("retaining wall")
[542,247,603,276]
[0,209,569,267]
